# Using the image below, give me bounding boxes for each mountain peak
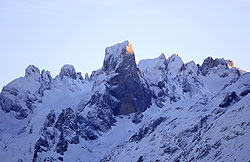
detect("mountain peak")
[59,64,77,80]
[25,65,40,81]
[125,41,134,55]
[169,53,181,60]
[166,54,184,75]
[103,40,136,73]
[158,53,166,60]
[105,40,134,58]
[94,40,152,116]
[25,65,40,76]
[201,56,234,72]
[1,41,250,162]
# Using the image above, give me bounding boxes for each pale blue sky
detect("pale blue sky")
[0,0,250,89]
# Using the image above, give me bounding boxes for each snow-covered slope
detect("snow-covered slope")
[0,40,249,162]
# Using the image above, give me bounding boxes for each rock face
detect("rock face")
[39,70,53,95]
[33,108,81,161]
[139,53,205,106]
[219,91,239,107]
[83,41,151,117]
[25,65,41,80]
[59,64,77,80]
[0,65,43,119]
[32,41,153,159]
[1,40,250,162]
[0,64,83,120]
[200,56,234,75]
[129,117,165,142]
[102,41,151,115]
[103,41,135,73]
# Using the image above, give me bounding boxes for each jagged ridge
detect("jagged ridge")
[0,41,249,162]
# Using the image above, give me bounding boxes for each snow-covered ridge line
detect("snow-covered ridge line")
[0,40,249,162]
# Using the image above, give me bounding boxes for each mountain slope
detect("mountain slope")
[0,40,249,162]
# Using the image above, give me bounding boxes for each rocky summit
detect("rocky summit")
[102,41,151,115]
[0,41,250,162]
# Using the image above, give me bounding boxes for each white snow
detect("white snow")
[104,40,130,62]
[138,53,166,85]
[25,65,40,81]
[0,72,94,162]
[0,51,249,162]
[166,54,184,76]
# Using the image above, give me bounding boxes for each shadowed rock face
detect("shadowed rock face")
[25,65,41,81]
[103,41,151,115]
[59,64,77,80]
[0,65,48,120]
[32,41,152,159]
[219,91,239,108]
[200,56,234,75]
[108,71,150,115]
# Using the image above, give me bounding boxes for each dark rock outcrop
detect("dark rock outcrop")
[200,57,234,75]
[0,65,53,119]
[25,65,41,81]
[129,117,165,142]
[240,89,250,96]
[33,106,117,160]
[33,108,79,161]
[39,70,53,96]
[219,91,239,108]
[76,72,83,80]
[102,41,151,115]
[59,64,77,80]
[33,110,57,161]
[137,156,144,162]
[0,86,39,120]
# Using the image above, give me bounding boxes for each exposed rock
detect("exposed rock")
[102,40,135,73]
[76,72,83,80]
[212,140,221,149]
[59,64,77,80]
[219,91,239,108]
[85,73,89,80]
[90,69,102,80]
[25,65,40,81]
[33,108,80,160]
[0,86,39,119]
[0,65,54,119]
[39,70,53,96]
[201,57,216,70]
[164,146,179,155]
[56,132,68,155]
[106,72,151,115]
[58,157,63,161]
[43,110,56,127]
[79,105,116,135]
[200,56,234,75]
[1,41,250,162]
[33,106,117,160]
[43,157,56,162]
[129,117,165,142]
[137,156,144,162]
[33,111,57,161]
[132,113,144,124]
[40,70,52,90]
[89,40,151,116]
[240,89,250,96]
[139,53,204,103]
[155,98,165,108]
[196,144,211,159]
